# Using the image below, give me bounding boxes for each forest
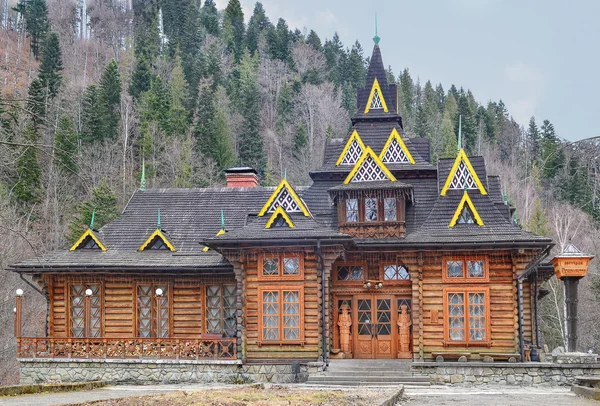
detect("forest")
[0,0,599,384]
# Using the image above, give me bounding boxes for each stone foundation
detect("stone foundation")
[412,361,600,386]
[19,359,322,385]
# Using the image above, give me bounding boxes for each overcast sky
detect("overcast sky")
[215,0,599,142]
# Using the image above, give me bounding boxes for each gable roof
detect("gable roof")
[440,149,487,196]
[258,178,310,216]
[70,229,106,251]
[379,128,416,164]
[265,206,295,229]
[449,191,484,227]
[336,129,366,166]
[364,78,388,114]
[344,146,397,184]
[138,229,176,252]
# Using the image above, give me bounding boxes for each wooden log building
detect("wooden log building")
[10,41,554,382]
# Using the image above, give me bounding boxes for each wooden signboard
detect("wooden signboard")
[552,257,592,279]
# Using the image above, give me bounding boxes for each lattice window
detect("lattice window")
[259,254,303,280]
[448,160,478,190]
[88,284,101,338]
[443,256,489,282]
[262,291,279,340]
[283,291,300,340]
[352,155,390,182]
[272,214,288,227]
[206,284,237,335]
[382,138,410,163]
[259,288,303,342]
[458,206,475,224]
[444,289,489,343]
[365,198,378,222]
[377,298,392,335]
[370,89,383,109]
[384,198,397,221]
[267,188,302,213]
[70,284,101,338]
[357,299,372,336]
[340,138,363,165]
[81,236,100,249]
[336,265,364,281]
[346,199,359,222]
[383,264,410,281]
[146,236,168,250]
[70,285,85,338]
[137,284,168,338]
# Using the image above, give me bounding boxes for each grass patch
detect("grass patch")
[0,381,106,397]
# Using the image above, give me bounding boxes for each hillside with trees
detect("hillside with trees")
[0,0,599,384]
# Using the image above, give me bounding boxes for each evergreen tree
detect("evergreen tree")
[67,178,119,243]
[211,86,235,170]
[399,68,415,130]
[167,51,190,136]
[345,41,366,89]
[526,197,550,236]
[237,51,265,175]
[440,111,458,158]
[414,105,428,138]
[527,116,541,165]
[306,30,322,51]
[133,0,161,59]
[540,119,564,180]
[13,125,42,204]
[200,0,219,36]
[38,31,63,98]
[179,1,203,92]
[455,92,476,153]
[26,78,46,129]
[222,0,245,63]
[81,85,104,143]
[449,84,459,101]
[246,2,270,55]
[267,18,291,62]
[193,79,217,156]
[14,0,49,60]
[98,59,122,141]
[129,55,154,100]
[174,135,194,187]
[323,33,344,86]
[54,115,78,174]
[434,83,446,112]
[293,123,308,158]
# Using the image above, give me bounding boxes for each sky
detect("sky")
[214,0,600,142]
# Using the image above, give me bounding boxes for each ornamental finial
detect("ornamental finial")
[157,208,161,231]
[373,14,380,44]
[90,209,96,230]
[140,158,146,191]
[457,115,462,153]
[220,209,225,231]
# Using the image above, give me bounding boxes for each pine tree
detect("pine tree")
[440,111,458,158]
[540,119,564,180]
[98,59,122,141]
[222,0,245,63]
[67,178,119,243]
[14,0,49,60]
[434,83,445,112]
[80,85,104,143]
[200,0,219,36]
[267,18,291,62]
[26,78,46,129]
[526,197,550,236]
[211,86,235,170]
[129,55,154,100]
[455,92,476,154]
[293,123,308,158]
[193,79,217,156]
[527,116,541,165]
[38,31,63,98]
[167,51,189,136]
[54,115,78,174]
[246,2,270,55]
[174,135,194,187]
[399,68,415,130]
[237,51,265,175]
[179,1,203,92]
[13,124,42,204]
[306,30,321,51]
[345,41,366,89]
[133,0,161,59]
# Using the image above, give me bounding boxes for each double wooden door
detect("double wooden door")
[355,294,395,358]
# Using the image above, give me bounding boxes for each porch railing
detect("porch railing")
[16,337,237,360]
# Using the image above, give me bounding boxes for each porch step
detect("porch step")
[306,359,430,387]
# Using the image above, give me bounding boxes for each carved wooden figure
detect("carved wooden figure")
[397,304,411,358]
[338,303,352,357]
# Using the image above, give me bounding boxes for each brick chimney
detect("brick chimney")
[225,167,259,188]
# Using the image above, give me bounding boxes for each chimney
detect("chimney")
[225,167,259,188]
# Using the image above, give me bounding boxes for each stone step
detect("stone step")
[303,380,431,387]
[309,374,429,382]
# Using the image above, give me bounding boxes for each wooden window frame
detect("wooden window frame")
[257,253,304,281]
[339,197,405,225]
[134,281,173,338]
[205,283,237,337]
[442,286,491,347]
[442,255,489,283]
[67,281,104,338]
[380,262,411,285]
[258,286,305,346]
[333,262,367,285]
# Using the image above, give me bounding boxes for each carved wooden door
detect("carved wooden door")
[354,295,395,358]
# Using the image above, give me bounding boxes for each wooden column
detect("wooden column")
[564,277,579,352]
[84,292,92,338]
[155,291,162,338]
[14,291,23,338]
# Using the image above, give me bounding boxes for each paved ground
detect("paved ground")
[400,385,599,406]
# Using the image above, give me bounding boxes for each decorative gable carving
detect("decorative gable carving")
[70,229,106,251]
[258,179,310,217]
[336,130,366,166]
[364,78,388,114]
[265,206,295,229]
[449,191,484,227]
[138,229,176,252]
[379,128,415,164]
[344,147,397,184]
[441,149,487,196]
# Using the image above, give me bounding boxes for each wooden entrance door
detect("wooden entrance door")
[354,294,395,358]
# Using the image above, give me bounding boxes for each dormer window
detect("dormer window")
[384,198,396,221]
[346,199,359,222]
[365,198,378,221]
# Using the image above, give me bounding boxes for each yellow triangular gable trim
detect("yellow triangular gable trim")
[440,149,487,196]
[449,191,484,227]
[203,229,225,252]
[138,229,176,252]
[379,128,416,164]
[70,229,106,251]
[336,130,366,166]
[364,78,389,114]
[343,146,397,184]
[258,179,310,217]
[265,206,295,229]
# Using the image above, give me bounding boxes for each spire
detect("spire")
[373,14,380,44]
[284,168,287,180]
[157,208,161,231]
[140,158,146,191]
[90,209,96,230]
[503,187,508,205]
[220,209,225,231]
[457,115,462,152]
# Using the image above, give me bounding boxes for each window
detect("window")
[258,254,304,281]
[137,284,169,338]
[448,160,478,190]
[442,256,489,283]
[365,198,378,221]
[81,237,100,249]
[206,285,237,336]
[383,264,410,281]
[69,284,102,338]
[384,198,397,221]
[146,236,168,250]
[457,206,475,224]
[335,264,365,282]
[259,287,304,343]
[346,199,359,222]
[273,215,288,227]
[370,89,383,109]
[443,287,490,344]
